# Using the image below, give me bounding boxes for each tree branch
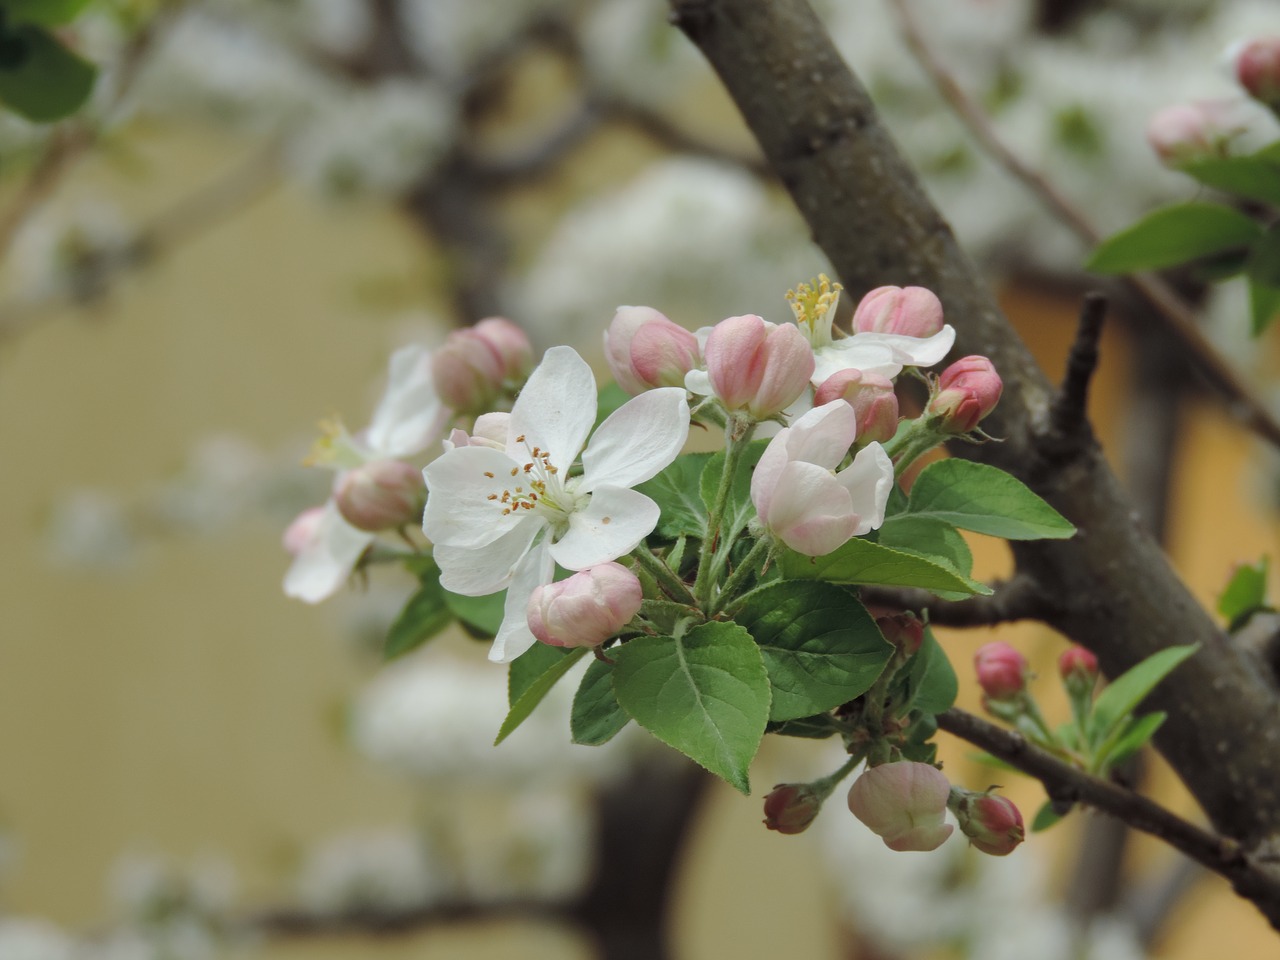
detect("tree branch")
[668,0,1280,926]
[862,574,1053,627]
[936,708,1280,906]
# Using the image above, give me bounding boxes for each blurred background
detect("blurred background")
[2,0,1280,957]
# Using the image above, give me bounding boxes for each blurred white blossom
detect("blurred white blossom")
[297,827,444,913]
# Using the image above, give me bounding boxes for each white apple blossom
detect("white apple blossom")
[751,401,894,556]
[284,345,447,603]
[423,346,689,662]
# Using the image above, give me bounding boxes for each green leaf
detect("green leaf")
[444,590,505,638]
[1248,279,1280,336]
[736,581,891,722]
[508,642,572,706]
[0,25,96,122]
[1180,153,1280,208]
[593,380,631,432]
[766,714,842,739]
[1085,203,1263,274]
[902,625,958,714]
[1218,557,1271,627]
[700,439,768,543]
[905,460,1076,540]
[612,621,771,793]
[570,657,631,745]
[634,452,710,539]
[496,646,587,745]
[1031,800,1065,832]
[3,0,93,26]
[778,538,992,597]
[877,516,974,578]
[384,577,452,660]
[1098,711,1167,770]
[1087,645,1199,748]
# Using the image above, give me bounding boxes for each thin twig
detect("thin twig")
[1049,292,1106,438]
[888,0,1280,452]
[0,146,281,342]
[936,708,1280,906]
[861,574,1053,627]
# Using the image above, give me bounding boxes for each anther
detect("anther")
[483,471,494,478]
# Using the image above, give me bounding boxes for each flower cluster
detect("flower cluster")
[280,277,1072,862]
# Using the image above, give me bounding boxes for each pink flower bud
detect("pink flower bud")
[282,506,326,555]
[951,790,1025,857]
[1145,101,1244,167]
[1234,38,1280,108]
[431,319,532,414]
[1058,645,1099,684]
[927,355,1002,433]
[847,761,954,852]
[876,613,924,658]
[852,286,945,338]
[333,459,426,531]
[763,783,823,835]
[814,369,900,446]
[703,314,815,418]
[604,306,701,395]
[472,317,534,382]
[974,642,1028,701]
[526,562,643,649]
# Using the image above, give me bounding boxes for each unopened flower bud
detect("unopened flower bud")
[1145,100,1244,167]
[1234,38,1280,109]
[814,369,900,446]
[763,783,823,835]
[852,285,945,338]
[333,459,426,531]
[431,319,532,414]
[699,314,815,419]
[974,642,1028,701]
[1058,644,1100,698]
[282,506,325,555]
[950,789,1025,857]
[847,761,954,852]
[527,562,643,649]
[927,355,1002,433]
[605,306,701,395]
[876,613,925,658]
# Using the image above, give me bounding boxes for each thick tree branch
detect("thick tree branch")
[936,709,1280,905]
[668,0,1280,925]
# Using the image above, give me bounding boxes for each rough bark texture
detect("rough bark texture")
[668,0,1280,920]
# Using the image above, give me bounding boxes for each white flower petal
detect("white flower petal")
[365,345,448,458]
[871,325,956,367]
[838,442,894,536]
[683,368,713,397]
[765,461,858,557]
[581,387,689,491]
[434,517,543,595]
[423,446,526,548]
[750,426,792,522]
[550,486,659,570]
[283,501,374,602]
[779,400,857,469]
[488,539,554,663]
[812,339,900,382]
[508,346,597,472]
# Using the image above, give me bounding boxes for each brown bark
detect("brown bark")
[668,0,1280,924]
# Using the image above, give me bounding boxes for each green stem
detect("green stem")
[884,419,947,480]
[810,750,867,800]
[695,418,755,607]
[710,537,773,617]
[633,542,697,606]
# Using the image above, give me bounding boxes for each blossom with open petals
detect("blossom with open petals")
[787,275,955,383]
[284,345,447,603]
[750,400,893,556]
[424,346,689,662]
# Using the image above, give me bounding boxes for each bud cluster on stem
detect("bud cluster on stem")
[847,760,954,852]
[948,787,1025,856]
